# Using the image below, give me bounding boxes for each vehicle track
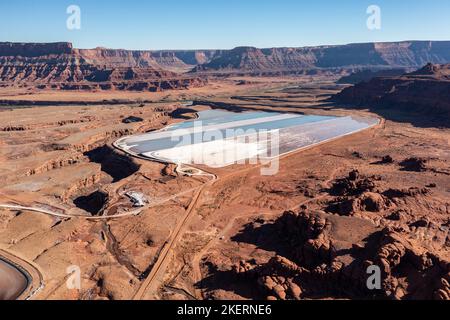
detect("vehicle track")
[132,171,214,300]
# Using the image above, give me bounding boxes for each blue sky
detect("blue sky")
[1,0,449,50]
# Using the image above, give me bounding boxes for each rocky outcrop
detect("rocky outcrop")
[0,42,73,57]
[408,62,450,79]
[233,210,450,300]
[337,68,408,84]
[323,169,439,217]
[0,42,207,91]
[333,63,450,116]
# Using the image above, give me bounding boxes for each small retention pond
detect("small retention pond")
[0,258,28,300]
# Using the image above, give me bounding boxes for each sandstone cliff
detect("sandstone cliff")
[2,41,450,90]
[0,42,73,57]
[333,63,450,116]
[192,41,450,74]
[0,42,207,91]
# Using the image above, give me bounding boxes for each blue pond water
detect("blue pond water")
[118,110,379,162]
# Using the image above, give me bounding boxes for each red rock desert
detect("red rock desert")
[0,1,449,304]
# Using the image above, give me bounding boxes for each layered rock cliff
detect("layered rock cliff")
[2,41,450,90]
[192,41,450,74]
[0,42,207,91]
[333,63,450,116]
[0,42,73,57]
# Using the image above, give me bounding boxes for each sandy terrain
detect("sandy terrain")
[0,77,448,300]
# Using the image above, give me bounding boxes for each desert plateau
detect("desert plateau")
[0,1,450,304]
[0,40,448,301]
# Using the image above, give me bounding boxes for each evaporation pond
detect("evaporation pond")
[116,110,379,167]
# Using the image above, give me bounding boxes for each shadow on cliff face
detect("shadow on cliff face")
[230,219,293,257]
[195,96,450,129]
[193,100,307,115]
[169,108,198,120]
[327,101,450,129]
[84,146,140,182]
[74,190,108,216]
[195,260,265,300]
[368,107,450,129]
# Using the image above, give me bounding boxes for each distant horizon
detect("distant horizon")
[2,1,450,50]
[2,39,450,52]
